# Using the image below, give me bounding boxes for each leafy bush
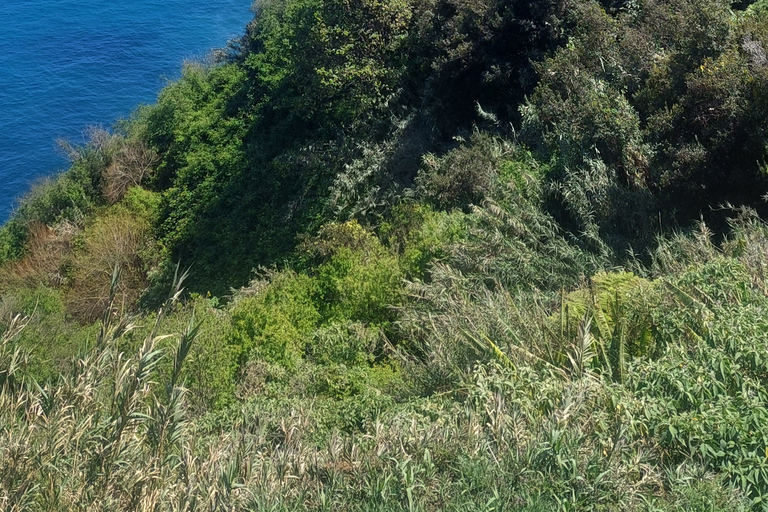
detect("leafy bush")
[229,270,320,369]
[624,258,768,502]
[0,218,29,265]
[380,202,466,279]
[125,294,237,411]
[520,0,768,235]
[522,61,648,185]
[520,28,657,249]
[307,221,403,325]
[416,132,506,210]
[307,321,379,366]
[19,132,108,226]
[0,129,111,266]
[246,0,411,124]
[120,186,161,224]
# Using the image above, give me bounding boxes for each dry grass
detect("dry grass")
[102,140,158,204]
[0,221,75,290]
[0,269,750,511]
[0,323,730,512]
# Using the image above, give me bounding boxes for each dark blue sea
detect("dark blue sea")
[0,0,253,222]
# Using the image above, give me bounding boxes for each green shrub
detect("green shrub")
[0,219,29,265]
[309,221,403,325]
[0,286,98,382]
[495,149,548,203]
[307,321,379,366]
[120,186,161,225]
[0,131,112,266]
[245,0,411,125]
[229,270,320,369]
[522,64,648,186]
[380,202,467,279]
[416,132,506,210]
[125,295,237,411]
[16,150,106,226]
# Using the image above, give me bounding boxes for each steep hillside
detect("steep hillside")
[3,0,768,509]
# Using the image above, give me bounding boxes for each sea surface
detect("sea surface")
[0,0,253,222]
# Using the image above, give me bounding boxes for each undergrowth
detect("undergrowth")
[4,0,768,508]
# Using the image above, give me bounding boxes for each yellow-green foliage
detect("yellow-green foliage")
[64,205,153,322]
[0,286,98,382]
[555,271,657,363]
[381,203,466,279]
[121,186,161,224]
[308,321,380,366]
[228,222,403,376]
[229,270,320,369]
[127,295,237,411]
[182,302,238,410]
[311,221,403,324]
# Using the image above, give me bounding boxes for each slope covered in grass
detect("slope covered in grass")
[3,0,768,509]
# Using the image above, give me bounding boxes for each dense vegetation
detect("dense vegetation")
[4,0,768,509]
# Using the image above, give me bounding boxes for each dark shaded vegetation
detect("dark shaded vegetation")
[4,0,768,509]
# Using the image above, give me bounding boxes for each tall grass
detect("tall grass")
[1,241,759,510]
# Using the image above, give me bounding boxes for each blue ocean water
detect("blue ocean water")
[0,0,253,222]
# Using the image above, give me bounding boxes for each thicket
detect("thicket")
[3,0,768,508]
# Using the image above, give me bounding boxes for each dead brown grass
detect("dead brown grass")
[102,140,158,204]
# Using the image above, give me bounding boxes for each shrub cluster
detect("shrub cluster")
[5,0,768,508]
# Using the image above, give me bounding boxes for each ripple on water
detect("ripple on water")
[0,0,252,222]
